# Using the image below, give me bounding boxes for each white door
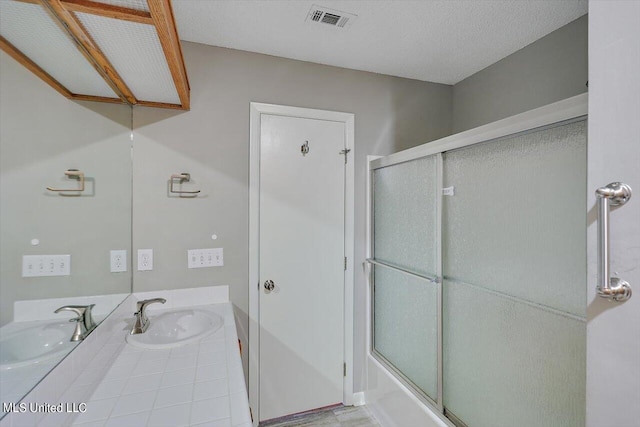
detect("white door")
[259,114,345,421]
[587,2,640,426]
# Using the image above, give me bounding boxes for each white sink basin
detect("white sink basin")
[0,322,78,371]
[126,309,223,350]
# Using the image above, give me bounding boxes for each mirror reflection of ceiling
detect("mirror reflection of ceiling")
[173,0,588,84]
[0,0,189,109]
[0,1,116,97]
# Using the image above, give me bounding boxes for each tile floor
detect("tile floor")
[259,405,381,427]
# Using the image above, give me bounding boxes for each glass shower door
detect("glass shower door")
[372,155,439,401]
[442,120,587,427]
[368,100,588,427]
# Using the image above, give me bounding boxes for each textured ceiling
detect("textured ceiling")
[173,0,587,85]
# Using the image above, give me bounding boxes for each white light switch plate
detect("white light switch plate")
[22,255,71,277]
[137,249,153,271]
[188,248,223,269]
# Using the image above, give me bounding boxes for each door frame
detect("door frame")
[249,102,355,424]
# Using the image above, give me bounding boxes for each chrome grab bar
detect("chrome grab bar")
[596,182,632,301]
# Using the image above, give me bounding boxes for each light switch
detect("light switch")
[211,248,223,266]
[187,248,223,268]
[22,255,70,277]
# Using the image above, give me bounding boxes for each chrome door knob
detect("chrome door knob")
[264,280,275,291]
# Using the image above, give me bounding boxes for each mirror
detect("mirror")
[0,50,132,414]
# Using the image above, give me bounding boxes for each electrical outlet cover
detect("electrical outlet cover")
[137,249,153,271]
[110,250,127,273]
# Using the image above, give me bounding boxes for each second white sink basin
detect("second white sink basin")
[0,321,78,371]
[126,309,223,350]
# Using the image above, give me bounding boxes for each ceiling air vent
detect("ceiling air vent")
[306,5,356,29]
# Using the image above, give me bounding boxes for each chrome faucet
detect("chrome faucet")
[130,298,166,335]
[54,304,97,342]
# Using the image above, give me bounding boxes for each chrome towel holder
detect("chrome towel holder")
[46,169,85,193]
[170,172,200,195]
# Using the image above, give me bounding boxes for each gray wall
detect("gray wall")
[132,42,452,391]
[0,51,132,326]
[452,15,588,133]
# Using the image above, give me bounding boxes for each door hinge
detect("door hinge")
[344,257,347,271]
[339,148,351,164]
[344,363,347,377]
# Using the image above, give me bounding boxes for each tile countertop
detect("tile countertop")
[2,286,252,427]
[1,293,126,410]
[65,302,251,427]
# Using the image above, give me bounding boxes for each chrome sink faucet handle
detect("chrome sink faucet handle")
[131,298,166,335]
[54,304,97,342]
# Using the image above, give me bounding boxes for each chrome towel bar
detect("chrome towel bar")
[595,182,632,301]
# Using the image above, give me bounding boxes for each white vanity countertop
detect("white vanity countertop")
[36,301,251,427]
[75,302,250,427]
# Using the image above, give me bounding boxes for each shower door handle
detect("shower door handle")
[595,182,632,301]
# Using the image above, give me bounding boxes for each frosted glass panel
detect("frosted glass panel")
[374,155,437,275]
[374,266,437,399]
[443,280,585,427]
[442,120,587,426]
[0,1,116,98]
[77,14,180,105]
[443,120,587,317]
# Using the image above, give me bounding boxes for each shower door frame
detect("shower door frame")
[366,92,588,426]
